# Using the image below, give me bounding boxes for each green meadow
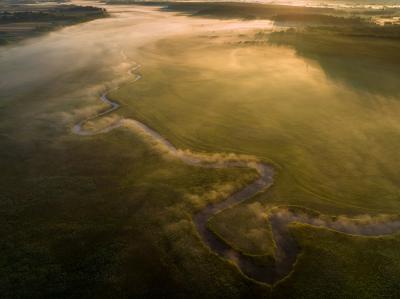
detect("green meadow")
[0,77,259,297]
[274,224,400,298]
[110,32,400,215]
[2,1,400,297]
[108,15,400,294]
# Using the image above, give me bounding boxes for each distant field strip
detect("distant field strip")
[73,52,400,285]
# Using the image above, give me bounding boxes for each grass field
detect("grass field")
[0,7,266,297]
[274,224,400,298]
[2,2,400,297]
[110,32,400,214]
[107,11,400,293]
[1,130,261,298]
[0,51,260,297]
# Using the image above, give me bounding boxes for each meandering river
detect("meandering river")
[2,2,399,285]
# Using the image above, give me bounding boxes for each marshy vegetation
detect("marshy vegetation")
[2,1,400,297]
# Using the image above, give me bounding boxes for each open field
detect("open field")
[0,9,261,297]
[107,2,400,293]
[110,31,400,214]
[1,1,400,297]
[274,223,400,298]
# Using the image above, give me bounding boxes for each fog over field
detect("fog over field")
[1,1,400,298]
[0,2,275,122]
